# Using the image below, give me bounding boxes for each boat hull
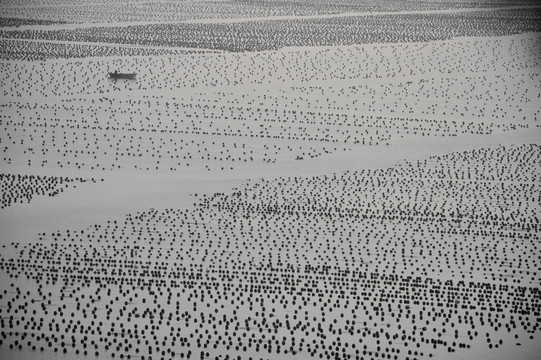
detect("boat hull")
[109,72,136,79]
